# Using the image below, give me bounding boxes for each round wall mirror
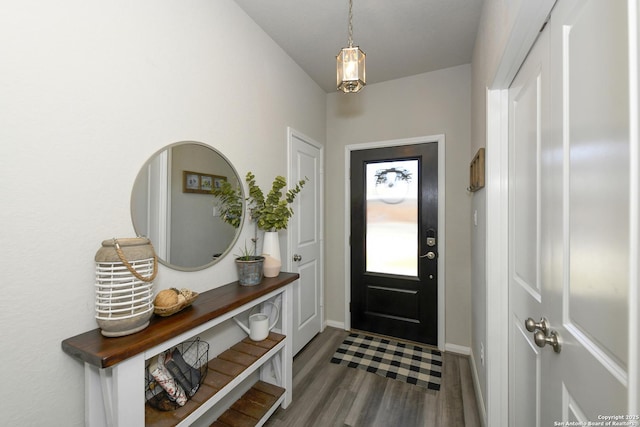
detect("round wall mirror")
[131,141,244,271]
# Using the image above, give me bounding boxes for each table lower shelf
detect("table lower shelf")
[210,381,285,427]
[145,332,286,427]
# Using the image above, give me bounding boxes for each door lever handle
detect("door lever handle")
[525,317,550,336]
[419,251,437,260]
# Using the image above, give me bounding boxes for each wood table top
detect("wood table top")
[61,272,298,368]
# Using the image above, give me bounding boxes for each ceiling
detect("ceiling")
[232,0,485,93]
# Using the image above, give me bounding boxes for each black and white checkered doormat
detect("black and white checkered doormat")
[330,333,442,391]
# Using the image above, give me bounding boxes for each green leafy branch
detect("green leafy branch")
[246,172,307,231]
[210,179,244,228]
[211,172,307,232]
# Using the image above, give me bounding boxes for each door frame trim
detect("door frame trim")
[486,87,510,427]
[629,0,640,415]
[287,127,325,334]
[344,134,446,351]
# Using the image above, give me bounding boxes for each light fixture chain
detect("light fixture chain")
[348,0,353,47]
[337,0,365,93]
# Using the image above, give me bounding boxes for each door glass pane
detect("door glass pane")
[365,160,418,276]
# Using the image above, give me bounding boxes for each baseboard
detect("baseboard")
[324,319,345,330]
[444,343,471,355]
[469,349,488,427]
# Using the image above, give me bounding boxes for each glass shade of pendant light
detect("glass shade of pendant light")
[336,0,366,93]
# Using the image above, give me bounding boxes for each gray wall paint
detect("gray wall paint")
[325,65,472,348]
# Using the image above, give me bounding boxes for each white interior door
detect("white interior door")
[288,128,323,355]
[509,0,637,424]
[508,19,548,427]
[543,0,633,422]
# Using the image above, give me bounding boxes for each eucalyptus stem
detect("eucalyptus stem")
[252,223,258,256]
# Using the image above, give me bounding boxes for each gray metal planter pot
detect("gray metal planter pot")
[235,256,265,286]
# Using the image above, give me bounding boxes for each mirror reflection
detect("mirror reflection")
[131,141,244,271]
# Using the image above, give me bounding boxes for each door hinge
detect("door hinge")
[349,302,352,312]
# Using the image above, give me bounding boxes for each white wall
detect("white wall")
[325,65,472,348]
[470,0,499,414]
[0,0,325,425]
[469,0,543,418]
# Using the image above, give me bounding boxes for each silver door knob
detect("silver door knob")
[293,254,302,262]
[525,317,550,335]
[419,251,437,260]
[534,330,561,353]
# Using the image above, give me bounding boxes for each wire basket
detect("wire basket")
[145,339,209,411]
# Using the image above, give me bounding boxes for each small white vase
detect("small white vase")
[262,231,282,277]
[262,231,281,261]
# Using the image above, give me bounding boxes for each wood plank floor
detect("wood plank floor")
[265,327,481,427]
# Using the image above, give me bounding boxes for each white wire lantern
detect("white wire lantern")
[95,237,157,337]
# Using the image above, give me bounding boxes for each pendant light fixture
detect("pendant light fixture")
[336,0,366,93]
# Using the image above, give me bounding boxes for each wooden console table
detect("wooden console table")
[62,272,298,426]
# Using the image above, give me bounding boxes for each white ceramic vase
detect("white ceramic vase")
[262,231,282,277]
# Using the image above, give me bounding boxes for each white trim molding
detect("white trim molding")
[325,320,346,330]
[445,343,471,356]
[485,87,510,427]
[469,349,488,427]
[628,0,640,414]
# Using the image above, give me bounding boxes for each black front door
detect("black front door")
[350,142,438,345]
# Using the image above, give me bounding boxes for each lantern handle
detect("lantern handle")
[113,238,158,282]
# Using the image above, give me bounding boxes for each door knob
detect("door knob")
[293,254,302,262]
[534,330,561,353]
[419,251,437,260]
[525,317,550,336]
